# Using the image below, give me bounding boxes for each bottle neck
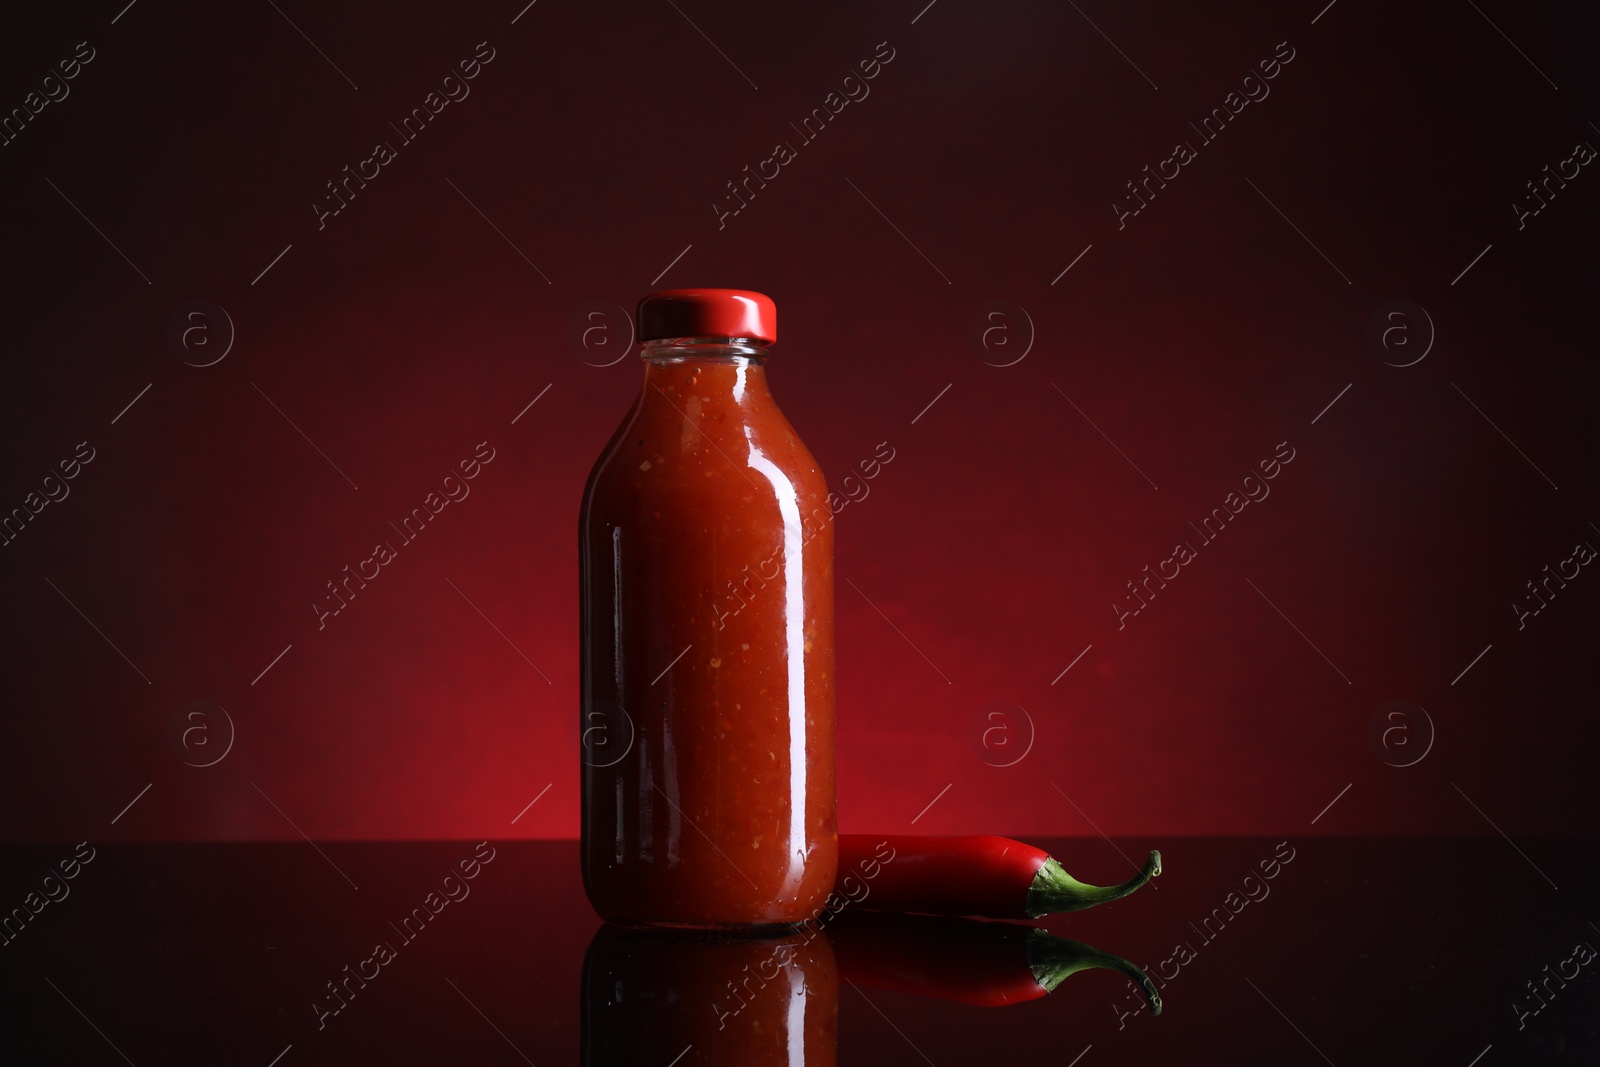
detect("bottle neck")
[640,337,770,363]
[640,338,773,406]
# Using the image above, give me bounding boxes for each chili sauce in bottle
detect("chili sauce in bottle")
[579,289,836,927]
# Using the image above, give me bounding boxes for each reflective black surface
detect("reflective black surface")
[1,838,1595,1063]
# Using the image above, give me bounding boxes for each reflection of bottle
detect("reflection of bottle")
[579,289,837,928]
[581,923,838,1065]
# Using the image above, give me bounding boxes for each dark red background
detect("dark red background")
[1,0,1595,841]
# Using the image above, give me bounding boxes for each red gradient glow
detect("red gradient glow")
[0,0,1594,841]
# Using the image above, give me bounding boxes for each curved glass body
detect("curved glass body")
[579,339,837,927]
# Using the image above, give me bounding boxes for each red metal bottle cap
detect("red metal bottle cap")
[636,288,777,344]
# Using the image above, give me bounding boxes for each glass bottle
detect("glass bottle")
[579,288,836,928]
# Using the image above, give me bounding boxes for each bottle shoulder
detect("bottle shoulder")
[582,389,828,525]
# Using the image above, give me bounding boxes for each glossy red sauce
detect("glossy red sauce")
[580,343,836,927]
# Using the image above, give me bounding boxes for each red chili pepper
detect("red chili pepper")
[838,834,1160,919]
[828,910,1162,1013]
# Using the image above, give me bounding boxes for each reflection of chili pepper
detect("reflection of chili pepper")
[829,910,1161,1012]
[838,835,1160,919]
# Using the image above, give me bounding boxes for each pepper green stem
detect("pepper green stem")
[1024,929,1163,1016]
[1024,849,1161,918]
